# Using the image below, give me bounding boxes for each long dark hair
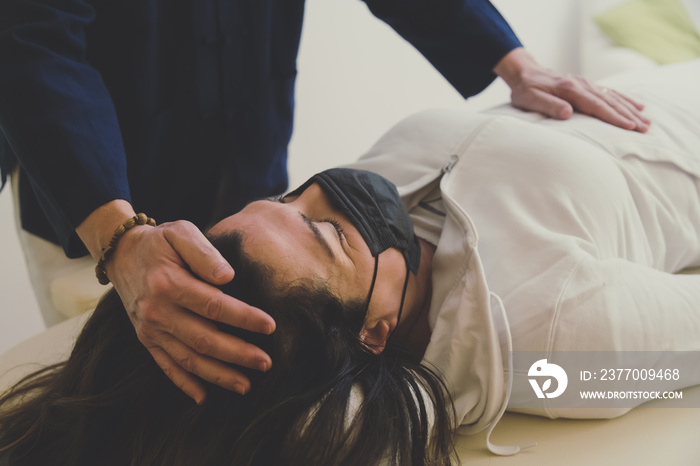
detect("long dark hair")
[0,232,457,465]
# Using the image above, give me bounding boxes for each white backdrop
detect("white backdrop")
[0,0,583,354]
[288,0,582,187]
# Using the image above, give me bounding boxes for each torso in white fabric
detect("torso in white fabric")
[347,61,700,439]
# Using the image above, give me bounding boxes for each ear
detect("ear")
[359,320,391,354]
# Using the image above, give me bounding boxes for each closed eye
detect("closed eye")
[321,217,345,241]
[263,194,344,242]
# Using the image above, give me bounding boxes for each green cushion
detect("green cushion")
[594,0,700,64]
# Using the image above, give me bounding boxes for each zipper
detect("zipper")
[440,117,498,174]
[441,154,459,173]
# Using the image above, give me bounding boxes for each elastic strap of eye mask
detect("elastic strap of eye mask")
[364,257,410,337]
[395,265,410,330]
[364,255,380,315]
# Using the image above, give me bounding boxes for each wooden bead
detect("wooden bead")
[94,213,156,285]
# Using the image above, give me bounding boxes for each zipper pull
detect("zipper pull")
[442,154,459,173]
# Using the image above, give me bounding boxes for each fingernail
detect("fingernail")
[266,323,275,334]
[259,360,269,372]
[213,263,232,279]
[196,396,206,406]
[234,383,248,395]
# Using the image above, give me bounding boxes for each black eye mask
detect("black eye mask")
[288,168,421,329]
[289,168,421,273]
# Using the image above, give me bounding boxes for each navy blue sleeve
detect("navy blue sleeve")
[362,0,522,98]
[0,0,131,255]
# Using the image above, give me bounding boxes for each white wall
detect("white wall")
[0,0,584,354]
[0,189,43,353]
[288,0,582,187]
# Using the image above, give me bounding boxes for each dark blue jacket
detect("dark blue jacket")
[0,0,520,258]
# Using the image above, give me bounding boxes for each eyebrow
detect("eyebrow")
[300,213,336,262]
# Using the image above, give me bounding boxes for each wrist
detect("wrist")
[76,200,137,261]
[95,213,157,285]
[493,47,538,88]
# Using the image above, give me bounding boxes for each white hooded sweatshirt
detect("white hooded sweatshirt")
[346,60,700,455]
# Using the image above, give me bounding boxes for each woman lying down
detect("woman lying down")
[2,60,700,465]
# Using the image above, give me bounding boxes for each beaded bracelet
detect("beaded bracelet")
[95,213,156,285]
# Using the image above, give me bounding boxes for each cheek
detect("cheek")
[372,249,408,295]
[335,255,374,304]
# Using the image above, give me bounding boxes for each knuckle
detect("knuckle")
[203,294,224,321]
[591,99,608,111]
[135,330,151,346]
[557,78,578,93]
[146,274,171,296]
[171,219,197,235]
[174,379,189,393]
[161,364,175,379]
[155,222,175,235]
[617,106,633,119]
[192,333,213,355]
[179,356,197,373]
[213,374,228,387]
[136,326,154,343]
[138,300,163,327]
[127,305,141,325]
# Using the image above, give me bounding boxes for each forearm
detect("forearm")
[0,0,131,255]
[363,0,522,98]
